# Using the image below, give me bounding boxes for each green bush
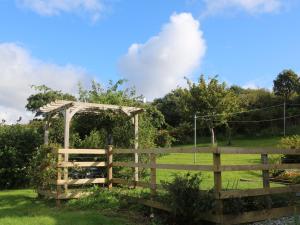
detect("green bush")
[155,130,175,147]
[162,173,213,225]
[0,124,43,189]
[280,135,300,163]
[67,186,120,210]
[28,144,59,191]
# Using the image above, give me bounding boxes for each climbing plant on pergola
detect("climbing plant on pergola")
[37,100,143,181]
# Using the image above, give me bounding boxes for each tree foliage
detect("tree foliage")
[26,85,76,113]
[273,70,299,101]
[0,123,43,189]
[186,76,241,144]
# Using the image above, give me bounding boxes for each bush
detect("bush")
[28,144,59,191]
[67,186,120,210]
[280,135,300,163]
[162,173,213,225]
[155,130,175,147]
[170,122,193,145]
[0,124,43,189]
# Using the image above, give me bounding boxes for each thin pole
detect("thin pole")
[284,100,286,136]
[194,114,197,164]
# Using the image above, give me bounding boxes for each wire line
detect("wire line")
[195,104,283,119]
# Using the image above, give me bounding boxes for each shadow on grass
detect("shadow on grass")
[0,190,132,225]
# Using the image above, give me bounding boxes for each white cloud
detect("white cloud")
[242,81,259,89]
[202,0,283,16]
[118,12,206,100]
[0,43,88,124]
[18,0,104,21]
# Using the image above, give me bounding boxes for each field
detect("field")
[156,136,283,189]
[0,189,138,225]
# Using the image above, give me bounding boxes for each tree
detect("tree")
[273,70,299,102]
[26,85,76,113]
[187,76,241,145]
[153,88,190,127]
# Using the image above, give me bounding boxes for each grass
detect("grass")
[0,189,140,225]
[155,136,283,189]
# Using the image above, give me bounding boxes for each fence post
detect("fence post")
[107,145,113,189]
[56,152,63,207]
[213,146,223,224]
[261,154,271,208]
[150,153,157,195]
[64,152,69,192]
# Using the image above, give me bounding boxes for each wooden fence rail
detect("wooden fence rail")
[112,146,300,225]
[38,145,300,225]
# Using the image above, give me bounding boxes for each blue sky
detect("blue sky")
[0,0,300,122]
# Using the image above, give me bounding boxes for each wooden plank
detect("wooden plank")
[126,197,171,212]
[213,150,223,224]
[113,162,214,171]
[113,146,212,154]
[219,147,300,155]
[222,206,300,224]
[114,147,300,155]
[57,161,107,168]
[64,152,69,191]
[221,163,300,171]
[56,153,63,206]
[134,114,139,182]
[131,197,219,223]
[57,178,106,185]
[58,149,107,154]
[107,145,113,189]
[220,184,300,199]
[261,154,270,188]
[261,154,272,209]
[150,153,157,195]
[58,191,92,199]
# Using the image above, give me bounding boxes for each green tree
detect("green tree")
[153,88,190,127]
[26,85,76,113]
[187,76,241,145]
[273,70,299,102]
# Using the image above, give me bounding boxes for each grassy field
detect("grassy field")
[0,189,139,225]
[156,136,283,189]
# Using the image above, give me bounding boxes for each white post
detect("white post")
[194,114,197,164]
[64,109,71,149]
[63,109,71,192]
[134,114,139,182]
[44,119,49,145]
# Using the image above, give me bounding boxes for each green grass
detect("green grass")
[0,189,138,225]
[155,136,283,190]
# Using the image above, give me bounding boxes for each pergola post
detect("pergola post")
[64,108,72,149]
[134,113,139,182]
[63,108,72,192]
[44,119,50,145]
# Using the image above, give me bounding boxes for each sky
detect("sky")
[0,0,300,123]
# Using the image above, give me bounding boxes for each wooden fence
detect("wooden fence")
[39,146,300,224]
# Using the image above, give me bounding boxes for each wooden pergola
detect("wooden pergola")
[38,100,143,181]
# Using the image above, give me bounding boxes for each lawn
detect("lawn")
[0,189,139,225]
[155,136,283,189]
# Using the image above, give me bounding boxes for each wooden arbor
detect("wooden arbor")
[38,100,143,182]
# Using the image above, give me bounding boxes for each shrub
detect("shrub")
[155,130,175,147]
[162,173,213,225]
[0,124,43,189]
[28,144,59,191]
[280,135,300,163]
[67,186,120,210]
